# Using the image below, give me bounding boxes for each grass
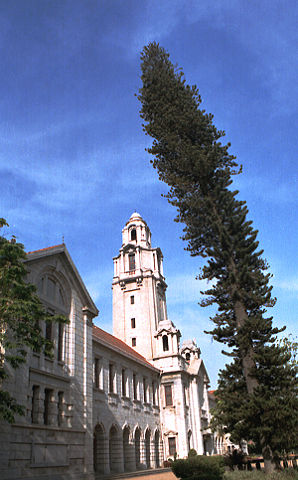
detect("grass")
[224,470,298,480]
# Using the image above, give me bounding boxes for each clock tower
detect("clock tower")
[112,212,171,361]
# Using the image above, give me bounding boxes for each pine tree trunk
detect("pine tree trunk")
[234,300,258,394]
[262,444,275,474]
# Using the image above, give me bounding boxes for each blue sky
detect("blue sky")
[1,0,297,387]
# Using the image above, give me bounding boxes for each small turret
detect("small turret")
[122,212,151,248]
[181,339,201,363]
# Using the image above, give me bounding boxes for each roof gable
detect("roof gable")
[25,244,98,317]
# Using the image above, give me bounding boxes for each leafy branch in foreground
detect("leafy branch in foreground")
[0,219,67,423]
[138,43,298,473]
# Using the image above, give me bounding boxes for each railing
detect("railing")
[235,454,298,470]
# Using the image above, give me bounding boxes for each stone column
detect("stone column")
[140,438,146,469]
[82,307,94,475]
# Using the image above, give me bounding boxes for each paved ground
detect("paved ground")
[112,472,176,480]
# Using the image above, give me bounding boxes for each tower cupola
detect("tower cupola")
[122,212,151,248]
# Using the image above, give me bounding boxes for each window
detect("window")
[47,277,56,300]
[143,378,147,403]
[133,373,137,400]
[57,322,64,361]
[164,384,173,406]
[132,337,136,347]
[57,391,64,426]
[131,318,136,328]
[131,229,137,241]
[130,295,135,304]
[44,388,53,425]
[94,358,100,388]
[128,253,135,271]
[168,437,177,456]
[122,368,126,397]
[109,364,115,393]
[185,352,191,362]
[31,385,39,424]
[45,320,52,342]
[152,381,156,405]
[162,335,169,352]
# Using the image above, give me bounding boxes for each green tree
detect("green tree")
[0,219,67,423]
[138,42,298,473]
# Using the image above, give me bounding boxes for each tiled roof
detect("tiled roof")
[208,389,216,395]
[27,244,64,255]
[93,325,159,372]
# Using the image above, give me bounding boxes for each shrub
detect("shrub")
[188,449,198,457]
[171,455,225,480]
[224,449,247,470]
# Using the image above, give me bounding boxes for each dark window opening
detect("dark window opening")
[57,391,63,426]
[164,384,173,406]
[143,378,147,403]
[58,323,64,361]
[44,388,53,425]
[131,317,136,328]
[94,358,100,388]
[109,364,114,393]
[129,254,135,271]
[130,295,135,304]
[185,352,191,362]
[168,437,177,456]
[45,321,52,341]
[132,337,136,347]
[131,229,137,241]
[122,369,126,396]
[133,373,137,400]
[162,335,169,352]
[31,385,39,424]
[152,381,156,405]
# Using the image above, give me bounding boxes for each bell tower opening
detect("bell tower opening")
[131,228,137,241]
[162,335,169,352]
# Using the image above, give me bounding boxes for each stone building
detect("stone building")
[0,213,214,480]
[0,244,98,480]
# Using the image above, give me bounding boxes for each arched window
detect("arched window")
[186,352,191,362]
[131,229,137,241]
[37,273,69,362]
[162,335,169,352]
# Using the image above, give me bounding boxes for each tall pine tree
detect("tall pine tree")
[138,43,297,473]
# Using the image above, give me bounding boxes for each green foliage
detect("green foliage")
[224,470,298,480]
[171,455,225,480]
[188,448,198,457]
[224,449,247,470]
[138,42,298,466]
[278,335,298,367]
[0,220,67,423]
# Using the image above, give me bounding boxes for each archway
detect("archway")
[154,430,160,467]
[109,425,121,473]
[123,426,131,471]
[93,424,105,473]
[135,427,141,469]
[145,428,151,469]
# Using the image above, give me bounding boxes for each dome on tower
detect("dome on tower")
[129,212,143,221]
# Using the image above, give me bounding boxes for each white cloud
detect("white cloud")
[275,278,298,294]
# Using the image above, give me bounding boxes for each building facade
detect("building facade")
[0,213,214,480]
